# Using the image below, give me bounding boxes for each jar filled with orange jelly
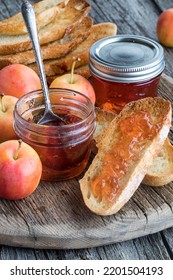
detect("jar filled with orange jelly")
[14,89,96,181]
[89,35,165,113]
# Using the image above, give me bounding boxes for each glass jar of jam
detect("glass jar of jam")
[14,89,96,181]
[89,35,165,113]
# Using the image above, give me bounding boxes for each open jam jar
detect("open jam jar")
[14,89,96,181]
[89,35,165,113]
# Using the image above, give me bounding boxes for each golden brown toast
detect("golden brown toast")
[0,0,91,55]
[0,17,93,68]
[143,137,173,186]
[29,22,117,76]
[80,97,172,216]
[94,107,116,146]
[0,2,60,35]
[94,107,173,187]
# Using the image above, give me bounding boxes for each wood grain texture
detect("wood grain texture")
[0,0,173,260]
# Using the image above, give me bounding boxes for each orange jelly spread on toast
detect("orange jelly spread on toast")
[91,111,162,203]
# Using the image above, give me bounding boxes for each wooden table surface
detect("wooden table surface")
[0,0,173,260]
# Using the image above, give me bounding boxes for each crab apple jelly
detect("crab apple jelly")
[89,35,165,113]
[14,89,96,181]
[91,110,163,204]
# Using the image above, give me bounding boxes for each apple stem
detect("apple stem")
[14,139,22,160]
[0,93,6,112]
[70,58,80,84]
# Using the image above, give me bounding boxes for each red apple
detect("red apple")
[0,64,41,98]
[157,8,173,47]
[49,60,96,104]
[0,139,42,200]
[0,93,18,143]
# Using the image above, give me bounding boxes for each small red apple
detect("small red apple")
[0,64,41,98]
[49,59,96,104]
[0,139,42,200]
[0,93,18,143]
[157,8,173,47]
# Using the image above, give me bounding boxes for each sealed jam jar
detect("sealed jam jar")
[89,35,165,113]
[14,89,96,181]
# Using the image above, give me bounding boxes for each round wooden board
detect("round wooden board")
[0,74,173,250]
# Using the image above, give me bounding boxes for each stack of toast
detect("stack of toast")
[0,0,117,83]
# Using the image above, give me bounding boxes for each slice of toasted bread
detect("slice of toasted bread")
[0,17,93,68]
[29,22,117,76]
[79,97,172,216]
[0,0,91,55]
[0,4,59,35]
[91,107,116,155]
[143,137,173,186]
[93,107,173,187]
[0,0,69,35]
[94,107,116,146]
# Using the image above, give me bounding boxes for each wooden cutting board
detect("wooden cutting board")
[0,73,173,250]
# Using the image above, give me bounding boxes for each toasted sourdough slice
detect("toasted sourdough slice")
[79,97,172,216]
[0,0,91,55]
[29,22,117,76]
[0,7,58,35]
[0,17,93,68]
[46,64,91,84]
[91,107,116,155]
[142,137,173,186]
[93,107,173,187]
[93,107,116,146]
[0,0,63,35]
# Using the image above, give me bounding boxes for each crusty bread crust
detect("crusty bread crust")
[0,0,91,55]
[28,22,117,77]
[94,107,116,146]
[0,6,58,35]
[0,17,93,68]
[79,97,172,216]
[143,137,173,186]
[0,0,66,35]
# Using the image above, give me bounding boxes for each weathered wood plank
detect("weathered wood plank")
[153,0,173,12]
[0,230,171,260]
[0,0,173,260]
[160,228,173,259]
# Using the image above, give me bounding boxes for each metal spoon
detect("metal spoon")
[21,0,66,125]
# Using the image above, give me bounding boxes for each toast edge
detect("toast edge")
[80,97,172,216]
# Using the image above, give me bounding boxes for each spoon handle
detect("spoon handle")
[21,0,51,112]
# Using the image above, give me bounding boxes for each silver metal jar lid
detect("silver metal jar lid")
[89,35,165,83]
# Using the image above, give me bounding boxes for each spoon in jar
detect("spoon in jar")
[21,0,66,125]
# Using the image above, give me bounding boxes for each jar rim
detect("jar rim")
[14,88,95,132]
[89,35,165,82]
